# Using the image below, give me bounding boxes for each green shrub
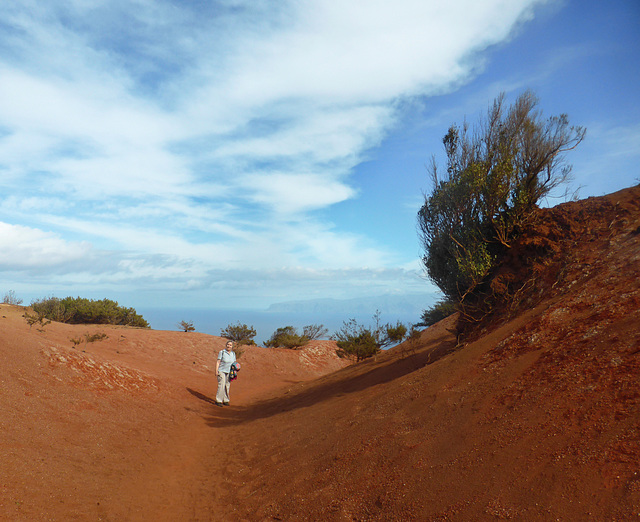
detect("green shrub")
[220,322,256,346]
[264,326,304,348]
[264,327,292,348]
[264,324,328,349]
[31,296,149,327]
[385,321,408,345]
[417,91,585,302]
[333,312,408,361]
[417,299,457,327]
[334,323,379,362]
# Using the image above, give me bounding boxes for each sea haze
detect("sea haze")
[140,294,435,346]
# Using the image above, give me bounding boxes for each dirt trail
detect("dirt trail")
[0,305,348,521]
[112,405,223,521]
[110,370,286,521]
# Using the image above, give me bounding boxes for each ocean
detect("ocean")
[140,307,424,346]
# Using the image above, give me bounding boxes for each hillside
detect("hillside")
[1,185,639,521]
[0,308,349,521]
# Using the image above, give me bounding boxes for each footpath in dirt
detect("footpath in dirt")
[1,185,639,521]
[0,305,349,521]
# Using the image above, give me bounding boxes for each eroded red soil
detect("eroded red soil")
[1,186,639,521]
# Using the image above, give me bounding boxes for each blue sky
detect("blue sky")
[0,0,638,318]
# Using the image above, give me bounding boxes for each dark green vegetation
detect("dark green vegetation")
[221,322,257,346]
[417,91,585,321]
[417,299,457,328]
[264,324,328,349]
[333,311,407,361]
[30,296,149,328]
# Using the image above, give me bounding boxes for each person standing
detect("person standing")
[215,340,236,406]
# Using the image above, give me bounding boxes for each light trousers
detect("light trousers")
[216,372,231,404]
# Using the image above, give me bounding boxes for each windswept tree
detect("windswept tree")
[418,91,585,302]
[178,320,195,332]
[302,323,329,341]
[221,322,257,346]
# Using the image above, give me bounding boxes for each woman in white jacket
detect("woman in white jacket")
[215,340,236,406]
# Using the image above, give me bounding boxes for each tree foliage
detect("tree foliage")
[417,91,585,301]
[30,296,149,327]
[333,311,407,361]
[264,323,328,349]
[264,326,305,349]
[178,320,196,332]
[416,299,457,327]
[302,323,329,341]
[220,322,257,346]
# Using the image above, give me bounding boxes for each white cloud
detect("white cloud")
[240,173,355,214]
[569,122,640,196]
[0,0,549,305]
[195,0,538,107]
[0,222,92,269]
[212,105,393,166]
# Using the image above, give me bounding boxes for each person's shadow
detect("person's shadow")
[187,388,216,405]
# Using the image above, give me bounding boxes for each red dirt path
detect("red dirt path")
[1,186,639,521]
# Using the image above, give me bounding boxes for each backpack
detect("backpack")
[229,362,241,381]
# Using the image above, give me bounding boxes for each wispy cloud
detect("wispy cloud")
[0,0,547,306]
[570,122,640,196]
